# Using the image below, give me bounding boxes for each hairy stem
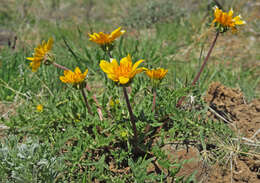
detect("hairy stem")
[52,62,69,71]
[176,31,219,107]
[152,89,156,112]
[81,88,93,115]
[123,86,138,141]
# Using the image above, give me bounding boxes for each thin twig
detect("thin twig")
[208,106,232,124]
[250,128,260,140]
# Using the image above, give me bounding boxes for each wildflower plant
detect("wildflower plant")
[100,54,145,85]
[144,68,168,133]
[26,38,54,72]
[60,67,88,89]
[26,38,70,72]
[89,27,125,55]
[145,68,168,88]
[3,2,254,182]
[177,6,246,107]
[60,67,93,115]
[36,104,43,112]
[100,54,145,142]
[212,6,246,33]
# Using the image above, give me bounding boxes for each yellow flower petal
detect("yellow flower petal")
[74,67,82,74]
[233,15,246,25]
[212,7,245,32]
[26,57,35,61]
[60,67,87,84]
[100,55,144,85]
[110,27,125,40]
[120,54,132,67]
[83,69,88,76]
[132,59,144,71]
[100,60,114,74]
[107,74,118,82]
[36,104,43,112]
[228,8,233,17]
[26,38,53,72]
[119,77,129,84]
[89,27,125,45]
[111,59,119,67]
[46,38,53,51]
[145,68,168,80]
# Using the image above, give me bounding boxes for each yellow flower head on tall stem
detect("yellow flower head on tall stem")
[88,27,125,45]
[26,38,53,72]
[60,67,88,85]
[212,6,246,33]
[145,68,168,81]
[100,54,145,85]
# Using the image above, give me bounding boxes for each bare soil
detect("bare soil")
[205,82,260,139]
[149,82,260,182]
[204,82,260,183]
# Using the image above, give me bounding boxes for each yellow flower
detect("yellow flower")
[145,68,168,80]
[36,104,43,112]
[88,27,125,45]
[212,6,246,32]
[100,54,145,85]
[60,67,88,84]
[109,98,120,108]
[26,38,53,72]
[120,131,128,138]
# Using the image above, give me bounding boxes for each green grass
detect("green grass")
[0,0,259,182]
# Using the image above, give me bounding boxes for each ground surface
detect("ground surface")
[0,0,259,182]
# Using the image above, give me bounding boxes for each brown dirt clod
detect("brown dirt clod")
[205,82,260,183]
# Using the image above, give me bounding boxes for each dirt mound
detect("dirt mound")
[147,82,260,183]
[205,82,260,139]
[205,82,260,183]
